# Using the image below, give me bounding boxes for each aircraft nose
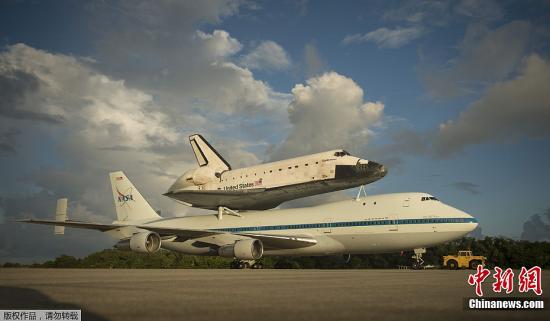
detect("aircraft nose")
[462,210,478,232]
[366,161,388,178]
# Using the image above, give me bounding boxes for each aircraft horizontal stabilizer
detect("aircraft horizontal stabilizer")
[18,219,123,232]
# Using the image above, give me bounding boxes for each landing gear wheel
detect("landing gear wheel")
[412,262,421,270]
[252,262,264,269]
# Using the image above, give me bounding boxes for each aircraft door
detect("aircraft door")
[388,213,398,232]
[321,217,332,234]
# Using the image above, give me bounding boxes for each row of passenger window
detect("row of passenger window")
[218,218,471,232]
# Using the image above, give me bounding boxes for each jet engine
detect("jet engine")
[115,231,162,253]
[218,239,263,260]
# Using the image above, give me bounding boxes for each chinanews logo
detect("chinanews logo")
[116,187,134,208]
[465,265,545,310]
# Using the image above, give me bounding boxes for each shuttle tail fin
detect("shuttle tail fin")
[189,134,231,170]
[109,171,161,222]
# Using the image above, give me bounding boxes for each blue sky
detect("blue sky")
[1,0,549,262]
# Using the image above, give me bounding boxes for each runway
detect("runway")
[0,269,547,321]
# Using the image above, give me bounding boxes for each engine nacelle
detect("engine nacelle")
[218,239,263,260]
[115,231,162,253]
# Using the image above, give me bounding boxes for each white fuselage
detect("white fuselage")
[129,193,477,256]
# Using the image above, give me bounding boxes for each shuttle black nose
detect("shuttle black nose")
[367,161,387,178]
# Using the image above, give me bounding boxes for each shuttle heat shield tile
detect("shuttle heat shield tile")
[335,161,387,180]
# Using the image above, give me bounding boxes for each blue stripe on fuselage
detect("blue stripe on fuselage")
[213,217,477,233]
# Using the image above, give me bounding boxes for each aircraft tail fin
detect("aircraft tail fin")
[109,171,161,222]
[189,134,231,170]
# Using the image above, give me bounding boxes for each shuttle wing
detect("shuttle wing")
[164,188,268,209]
[19,219,317,249]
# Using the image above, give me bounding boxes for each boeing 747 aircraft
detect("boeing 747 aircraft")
[164,134,387,215]
[20,171,478,269]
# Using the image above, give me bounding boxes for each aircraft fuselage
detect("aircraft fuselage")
[130,193,477,257]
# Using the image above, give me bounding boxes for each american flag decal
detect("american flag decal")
[254,178,263,186]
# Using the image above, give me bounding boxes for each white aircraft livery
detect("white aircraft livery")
[20,171,478,269]
[163,134,387,212]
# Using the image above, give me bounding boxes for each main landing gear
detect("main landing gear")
[230,259,264,269]
[411,248,426,270]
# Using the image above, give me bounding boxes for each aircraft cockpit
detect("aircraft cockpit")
[421,196,439,201]
[334,150,351,157]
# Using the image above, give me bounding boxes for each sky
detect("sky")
[1,0,549,263]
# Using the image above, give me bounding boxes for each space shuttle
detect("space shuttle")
[163,134,387,214]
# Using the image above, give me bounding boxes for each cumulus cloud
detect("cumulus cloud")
[1,44,179,149]
[0,44,201,261]
[521,208,550,242]
[270,72,384,160]
[435,54,550,156]
[421,21,532,98]
[240,40,291,71]
[196,29,243,58]
[89,1,289,117]
[343,26,424,48]
[0,0,296,262]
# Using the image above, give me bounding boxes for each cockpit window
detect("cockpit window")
[421,196,440,201]
[334,150,351,157]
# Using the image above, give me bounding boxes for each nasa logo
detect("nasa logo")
[116,187,134,207]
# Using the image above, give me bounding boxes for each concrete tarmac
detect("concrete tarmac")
[0,269,547,321]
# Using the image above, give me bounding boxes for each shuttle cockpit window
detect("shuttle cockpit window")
[334,150,351,157]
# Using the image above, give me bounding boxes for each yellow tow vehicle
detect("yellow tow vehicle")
[443,250,486,269]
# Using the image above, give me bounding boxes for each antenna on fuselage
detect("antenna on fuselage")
[355,185,367,201]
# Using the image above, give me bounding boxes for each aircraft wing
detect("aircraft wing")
[19,219,317,249]
[137,226,317,249]
[236,233,317,249]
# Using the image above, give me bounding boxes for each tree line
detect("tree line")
[2,236,549,269]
